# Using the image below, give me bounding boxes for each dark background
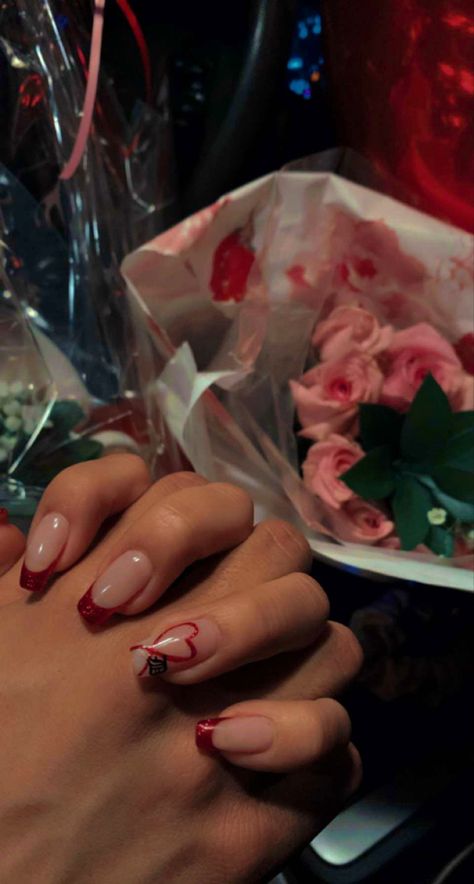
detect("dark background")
[102,0,334,218]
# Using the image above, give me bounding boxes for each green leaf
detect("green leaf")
[340,446,396,500]
[50,401,85,436]
[438,414,474,471]
[359,404,404,453]
[401,374,452,462]
[392,476,432,549]
[432,465,474,503]
[442,432,474,471]
[452,411,474,433]
[426,526,455,558]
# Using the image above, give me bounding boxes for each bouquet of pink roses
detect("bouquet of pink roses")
[292,310,473,557]
[122,155,474,591]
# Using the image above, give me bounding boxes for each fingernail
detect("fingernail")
[20,512,69,592]
[0,508,8,524]
[130,618,220,678]
[196,716,274,754]
[77,550,153,625]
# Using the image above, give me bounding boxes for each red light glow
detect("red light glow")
[443,12,474,34]
[459,69,474,94]
[19,73,44,109]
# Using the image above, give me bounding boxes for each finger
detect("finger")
[19,454,151,593]
[195,697,351,772]
[215,620,363,704]
[76,482,254,625]
[281,621,364,700]
[129,572,329,683]
[153,517,315,614]
[104,470,209,530]
[249,620,364,702]
[195,519,313,601]
[0,521,25,579]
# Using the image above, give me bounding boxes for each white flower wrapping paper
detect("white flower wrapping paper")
[122,167,474,591]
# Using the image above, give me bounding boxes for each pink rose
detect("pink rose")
[329,498,394,545]
[382,323,470,411]
[313,306,393,361]
[302,435,363,509]
[290,354,384,440]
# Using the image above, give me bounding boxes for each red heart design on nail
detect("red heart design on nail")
[131,621,199,663]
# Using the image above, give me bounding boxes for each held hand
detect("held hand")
[1,461,362,884]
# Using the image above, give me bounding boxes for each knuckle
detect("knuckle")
[44,454,150,508]
[332,622,364,680]
[152,471,207,498]
[155,501,202,557]
[291,573,330,621]
[259,519,312,568]
[104,452,149,480]
[211,483,253,520]
[119,453,150,486]
[45,462,92,501]
[324,697,352,743]
[251,593,286,645]
[315,700,336,756]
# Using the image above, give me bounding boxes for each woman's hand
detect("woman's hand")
[0,507,24,577]
[16,453,151,594]
[0,461,362,884]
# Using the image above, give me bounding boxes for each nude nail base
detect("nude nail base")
[196,716,274,755]
[77,550,153,626]
[20,513,69,592]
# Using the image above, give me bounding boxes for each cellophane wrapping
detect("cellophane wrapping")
[123,151,474,591]
[0,0,176,519]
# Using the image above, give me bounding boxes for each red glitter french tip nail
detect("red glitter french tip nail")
[195,718,229,753]
[77,586,114,626]
[20,561,57,593]
[0,508,9,524]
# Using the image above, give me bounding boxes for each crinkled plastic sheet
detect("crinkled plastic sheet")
[0,0,176,505]
[123,155,474,591]
[1,0,174,395]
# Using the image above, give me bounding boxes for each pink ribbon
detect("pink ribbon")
[60,0,106,180]
[60,0,152,181]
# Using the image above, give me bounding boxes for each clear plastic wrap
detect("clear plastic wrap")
[123,152,474,591]
[0,0,176,514]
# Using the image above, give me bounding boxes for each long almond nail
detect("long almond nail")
[20,513,69,592]
[130,618,220,678]
[196,716,274,754]
[77,550,153,625]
